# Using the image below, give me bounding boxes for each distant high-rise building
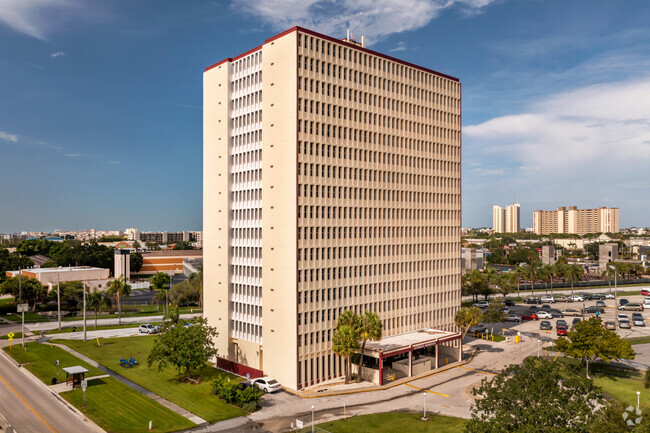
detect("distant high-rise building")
[493,204,519,233]
[204,26,463,390]
[533,206,619,235]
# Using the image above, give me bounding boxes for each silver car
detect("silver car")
[139,324,159,334]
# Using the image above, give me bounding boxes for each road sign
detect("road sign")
[81,379,88,391]
[7,332,14,340]
[296,420,304,429]
[17,304,29,313]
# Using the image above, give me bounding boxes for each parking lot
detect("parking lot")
[474,293,650,344]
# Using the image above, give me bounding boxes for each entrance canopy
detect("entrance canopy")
[365,328,460,357]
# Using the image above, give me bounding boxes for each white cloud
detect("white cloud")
[389,41,407,52]
[50,51,65,58]
[0,131,18,142]
[107,160,120,165]
[0,0,84,40]
[233,0,497,43]
[64,153,82,157]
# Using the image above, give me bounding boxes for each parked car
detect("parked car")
[540,296,555,303]
[572,318,582,327]
[550,309,564,318]
[540,320,553,331]
[619,298,630,307]
[536,311,553,319]
[469,324,487,334]
[557,319,568,328]
[619,318,631,329]
[138,324,159,334]
[641,289,650,296]
[557,325,568,336]
[643,298,650,308]
[579,293,592,300]
[529,306,539,313]
[632,313,645,327]
[604,293,615,299]
[583,306,604,314]
[555,296,569,303]
[252,377,282,393]
[590,293,605,300]
[619,303,644,312]
[604,321,617,330]
[501,306,510,314]
[504,299,516,306]
[596,300,606,308]
[541,304,552,312]
[562,308,582,317]
[238,380,255,390]
[525,297,541,304]
[521,312,539,321]
[617,313,629,321]
[473,301,490,309]
[568,295,584,302]
[505,314,522,322]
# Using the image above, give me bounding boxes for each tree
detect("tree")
[149,272,170,290]
[0,276,46,309]
[107,276,131,325]
[169,279,200,307]
[466,358,601,433]
[356,311,382,383]
[55,281,84,310]
[145,242,161,251]
[132,241,141,252]
[16,238,55,256]
[455,306,483,340]
[147,317,218,381]
[562,264,584,297]
[87,289,111,328]
[130,252,143,273]
[555,317,635,376]
[172,241,194,250]
[589,399,650,432]
[481,301,505,324]
[332,324,359,384]
[0,248,33,284]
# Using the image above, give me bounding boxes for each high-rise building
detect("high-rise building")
[203,27,462,390]
[492,205,505,233]
[533,206,619,235]
[493,203,519,233]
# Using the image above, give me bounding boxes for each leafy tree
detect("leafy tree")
[172,241,194,250]
[16,239,55,256]
[589,399,650,432]
[47,240,114,270]
[0,276,46,309]
[87,289,111,328]
[149,272,170,290]
[132,241,141,252]
[561,264,584,296]
[106,276,131,325]
[332,324,359,384]
[466,358,601,433]
[555,317,635,376]
[130,252,143,273]
[54,281,84,310]
[356,311,382,382]
[481,301,505,324]
[645,368,650,389]
[169,279,200,307]
[462,270,491,301]
[145,242,161,251]
[147,317,218,380]
[96,235,126,242]
[0,248,33,284]
[455,306,483,340]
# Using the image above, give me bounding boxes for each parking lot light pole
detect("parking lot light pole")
[423,391,427,419]
[311,405,315,433]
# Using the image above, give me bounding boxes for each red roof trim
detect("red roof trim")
[205,26,459,82]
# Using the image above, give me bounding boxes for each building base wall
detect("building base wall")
[216,357,264,379]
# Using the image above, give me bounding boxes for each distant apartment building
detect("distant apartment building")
[204,27,462,390]
[533,206,619,235]
[493,204,520,233]
[132,230,198,245]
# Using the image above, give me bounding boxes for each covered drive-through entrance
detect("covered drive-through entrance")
[355,329,462,385]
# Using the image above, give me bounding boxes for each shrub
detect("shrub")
[211,375,263,410]
[241,401,258,412]
[645,369,650,389]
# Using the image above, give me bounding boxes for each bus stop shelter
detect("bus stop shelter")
[62,366,89,389]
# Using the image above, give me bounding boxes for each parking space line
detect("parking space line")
[403,383,449,397]
[457,366,498,376]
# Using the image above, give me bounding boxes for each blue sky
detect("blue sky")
[1,0,649,232]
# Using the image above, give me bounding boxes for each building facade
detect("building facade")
[492,206,505,233]
[533,206,619,235]
[493,204,519,233]
[204,27,462,390]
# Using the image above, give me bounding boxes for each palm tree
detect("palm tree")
[107,275,131,325]
[332,325,359,384]
[601,266,615,294]
[153,289,166,313]
[455,306,483,340]
[563,264,583,297]
[87,289,110,328]
[356,311,382,383]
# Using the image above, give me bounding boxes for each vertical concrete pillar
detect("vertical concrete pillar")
[409,350,413,377]
[435,342,439,369]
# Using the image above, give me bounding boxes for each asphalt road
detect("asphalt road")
[0,343,99,433]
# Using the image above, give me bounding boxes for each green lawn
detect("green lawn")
[61,377,195,433]
[55,336,246,423]
[626,336,650,345]
[313,412,467,433]
[1,312,48,322]
[3,342,103,384]
[594,374,649,407]
[0,297,15,305]
[45,322,161,335]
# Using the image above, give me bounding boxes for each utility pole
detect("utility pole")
[20,268,24,348]
[83,285,87,342]
[57,273,61,330]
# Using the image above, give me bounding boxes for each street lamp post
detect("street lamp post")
[57,273,61,330]
[423,391,427,419]
[311,405,315,433]
[83,285,87,342]
[19,268,24,348]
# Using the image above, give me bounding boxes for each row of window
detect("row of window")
[232,71,261,94]
[232,51,261,74]
[297,34,457,92]
[297,260,458,283]
[298,140,460,163]
[299,243,457,262]
[232,109,262,130]
[232,90,262,112]
[297,225,460,241]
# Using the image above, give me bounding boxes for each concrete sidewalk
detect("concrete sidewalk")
[50,342,208,426]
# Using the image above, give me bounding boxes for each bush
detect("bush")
[211,375,263,410]
[241,401,258,412]
[645,369,650,389]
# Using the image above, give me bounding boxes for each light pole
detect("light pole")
[57,273,61,330]
[311,405,315,433]
[637,391,641,410]
[609,265,618,312]
[83,285,87,342]
[423,391,427,419]
[19,268,24,348]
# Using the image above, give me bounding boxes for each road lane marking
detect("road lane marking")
[457,366,498,376]
[0,372,59,433]
[403,383,449,397]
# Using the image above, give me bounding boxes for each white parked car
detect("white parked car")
[540,296,555,303]
[568,295,584,302]
[253,377,282,393]
[536,311,553,319]
[139,324,159,334]
[473,301,489,309]
[604,293,615,299]
[643,298,650,308]
[505,314,522,322]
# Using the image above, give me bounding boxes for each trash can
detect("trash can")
[51,377,57,385]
